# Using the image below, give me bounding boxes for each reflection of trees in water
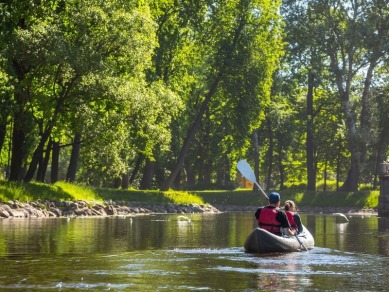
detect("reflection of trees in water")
[378,217,389,256]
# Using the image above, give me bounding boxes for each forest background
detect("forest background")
[1,0,389,198]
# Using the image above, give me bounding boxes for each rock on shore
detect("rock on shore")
[0,200,220,219]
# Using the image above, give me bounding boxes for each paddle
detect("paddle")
[236,159,308,251]
[236,160,268,200]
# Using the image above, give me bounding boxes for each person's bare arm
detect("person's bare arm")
[285,228,296,237]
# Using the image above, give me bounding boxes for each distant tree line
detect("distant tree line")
[0,0,388,192]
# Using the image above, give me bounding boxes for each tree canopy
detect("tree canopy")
[0,0,388,192]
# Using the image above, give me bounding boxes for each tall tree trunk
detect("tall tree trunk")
[265,116,274,193]
[160,75,222,191]
[24,129,52,182]
[51,141,60,184]
[121,171,129,189]
[306,71,316,191]
[336,141,341,191]
[277,145,285,190]
[66,133,81,182]
[9,119,26,181]
[9,60,29,182]
[0,122,6,154]
[252,129,260,191]
[186,164,196,190]
[203,161,212,186]
[129,155,143,186]
[323,160,328,191]
[224,158,231,187]
[337,58,377,191]
[140,158,155,190]
[172,168,181,190]
[36,138,53,182]
[339,150,360,191]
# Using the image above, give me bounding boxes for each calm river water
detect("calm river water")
[1,212,389,291]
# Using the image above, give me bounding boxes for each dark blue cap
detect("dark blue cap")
[268,192,280,203]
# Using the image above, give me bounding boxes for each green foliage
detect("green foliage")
[1,0,388,192]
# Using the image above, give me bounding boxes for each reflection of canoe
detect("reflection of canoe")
[244,225,315,253]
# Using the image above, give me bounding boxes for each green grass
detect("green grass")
[0,181,73,202]
[94,187,204,204]
[194,190,264,206]
[195,189,379,209]
[0,180,379,209]
[280,189,379,208]
[0,180,205,205]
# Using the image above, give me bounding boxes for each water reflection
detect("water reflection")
[378,217,389,256]
[1,213,389,291]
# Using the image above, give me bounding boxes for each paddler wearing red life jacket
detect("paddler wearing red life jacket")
[254,192,296,237]
[283,200,303,234]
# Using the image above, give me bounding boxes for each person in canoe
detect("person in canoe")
[283,200,303,235]
[254,192,296,237]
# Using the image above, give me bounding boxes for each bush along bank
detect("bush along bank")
[0,200,220,219]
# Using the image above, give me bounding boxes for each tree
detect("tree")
[316,0,389,191]
[280,0,389,191]
[161,0,284,190]
[2,0,164,183]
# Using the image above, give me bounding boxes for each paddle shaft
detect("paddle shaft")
[254,181,269,201]
[295,233,308,251]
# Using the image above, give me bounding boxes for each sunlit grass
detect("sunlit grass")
[163,190,204,205]
[94,188,205,205]
[0,179,379,209]
[364,190,379,208]
[0,181,31,202]
[0,180,206,205]
[54,181,102,202]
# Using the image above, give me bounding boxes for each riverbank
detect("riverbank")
[0,199,221,219]
[0,180,380,219]
[0,199,378,219]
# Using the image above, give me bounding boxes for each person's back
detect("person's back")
[256,206,282,235]
[284,200,303,234]
[254,192,295,237]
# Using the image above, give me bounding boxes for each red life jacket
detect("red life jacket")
[258,207,281,234]
[285,211,297,231]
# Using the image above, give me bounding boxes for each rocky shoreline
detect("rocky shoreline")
[0,200,221,219]
[0,200,377,219]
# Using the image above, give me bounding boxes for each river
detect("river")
[1,212,389,291]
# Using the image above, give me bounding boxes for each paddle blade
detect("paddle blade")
[236,160,257,184]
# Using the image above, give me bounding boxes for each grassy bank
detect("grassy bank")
[0,180,204,205]
[0,180,379,209]
[197,189,379,209]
